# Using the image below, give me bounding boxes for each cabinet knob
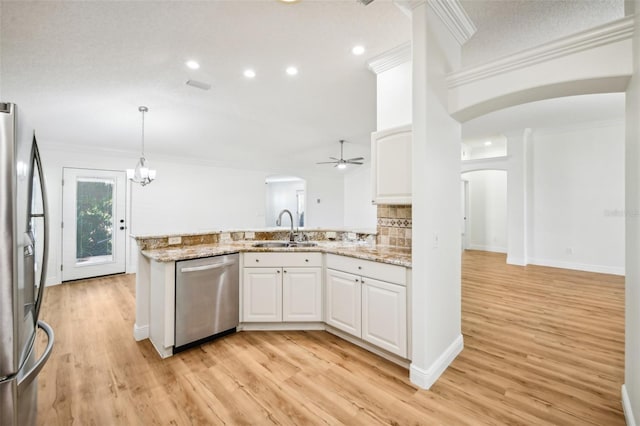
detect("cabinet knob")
[305,259,309,262]
[361,279,365,284]
[355,278,359,282]
[277,270,281,274]
[358,266,362,270]
[283,270,287,273]
[255,259,259,263]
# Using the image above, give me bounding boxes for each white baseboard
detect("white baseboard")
[622,384,637,426]
[410,334,463,390]
[506,256,526,266]
[150,339,173,359]
[528,257,624,276]
[239,322,325,332]
[468,244,507,253]
[45,276,62,287]
[133,324,149,341]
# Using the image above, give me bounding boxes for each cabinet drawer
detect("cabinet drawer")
[244,252,322,268]
[326,254,406,286]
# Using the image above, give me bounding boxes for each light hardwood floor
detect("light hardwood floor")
[36,251,625,425]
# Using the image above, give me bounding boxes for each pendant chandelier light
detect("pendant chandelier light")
[127,106,156,186]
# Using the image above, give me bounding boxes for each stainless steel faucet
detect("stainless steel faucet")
[276,209,296,242]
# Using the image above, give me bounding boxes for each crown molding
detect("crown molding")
[367,42,411,74]
[393,0,476,46]
[427,0,476,45]
[393,1,425,17]
[447,15,634,89]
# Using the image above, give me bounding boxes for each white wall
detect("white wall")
[377,61,412,130]
[464,170,507,253]
[410,3,462,389]
[529,121,625,274]
[624,1,640,423]
[343,163,376,230]
[39,144,345,285]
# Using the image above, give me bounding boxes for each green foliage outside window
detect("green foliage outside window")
[76,180,113,259]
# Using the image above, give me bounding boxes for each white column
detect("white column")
[623,3,640,424]
[505,128,532,266]
[410,1,464,389]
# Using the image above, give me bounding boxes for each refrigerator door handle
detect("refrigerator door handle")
[17,320,54,396]
[32,138,49,322]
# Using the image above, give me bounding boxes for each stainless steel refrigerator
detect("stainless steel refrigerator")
[0,103,54,425]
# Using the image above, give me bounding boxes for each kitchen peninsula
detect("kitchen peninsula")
[132,229,412,366]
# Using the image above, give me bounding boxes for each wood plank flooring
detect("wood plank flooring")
[36,250,625,425]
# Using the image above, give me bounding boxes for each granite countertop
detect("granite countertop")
[141,240,412,268]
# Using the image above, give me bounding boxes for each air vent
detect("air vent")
[185,80,211,90]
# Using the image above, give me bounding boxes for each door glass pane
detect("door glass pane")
[76,177,114,265]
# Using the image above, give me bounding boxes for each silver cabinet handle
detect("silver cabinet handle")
[18,320,54,395]
[180,261,235,273]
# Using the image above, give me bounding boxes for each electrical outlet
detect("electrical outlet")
[168,236,181,245]
[566,247,573,255]
[433,233,439,249]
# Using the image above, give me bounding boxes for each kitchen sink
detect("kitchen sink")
[252,241,318,248]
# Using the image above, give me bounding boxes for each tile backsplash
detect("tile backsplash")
[377,205,412,248]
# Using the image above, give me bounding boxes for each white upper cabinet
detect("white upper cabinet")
[371,124,412,205]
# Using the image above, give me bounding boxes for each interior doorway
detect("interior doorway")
[61,168,127,281]
[461,170,508,254]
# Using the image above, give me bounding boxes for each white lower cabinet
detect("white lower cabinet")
[243,267,282,322]
[243,252,409,359]
[282,267,322,321]
[326,254,408,358]
[243,253,322,323]
[361,277,407,358]
[325,269,362,337]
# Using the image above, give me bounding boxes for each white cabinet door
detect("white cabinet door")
[282,267,322,322]
[325,269,361,337]
[243,268,282,322]
[362,277,407,357]
[371,124,412,205]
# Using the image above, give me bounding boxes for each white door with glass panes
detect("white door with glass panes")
[62,168,126,281]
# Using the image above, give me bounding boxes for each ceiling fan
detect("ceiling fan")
[317,140,364,169]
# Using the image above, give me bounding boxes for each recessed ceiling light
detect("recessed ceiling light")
[243,69,256,79]
[352,45,365,56]
[484,141,492,146]
[286,66,298,76]
[278,0,300,3]
[186,60,200,70]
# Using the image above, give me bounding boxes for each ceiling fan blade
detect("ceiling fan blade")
[329,157,339,161]
[316,161,338,164]
[347,161,364,165]
[346,157,364,162]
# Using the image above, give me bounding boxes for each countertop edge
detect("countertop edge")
[141,244,412,268]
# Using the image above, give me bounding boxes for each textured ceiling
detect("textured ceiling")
[461,0,624,67]
[0,0,410,172]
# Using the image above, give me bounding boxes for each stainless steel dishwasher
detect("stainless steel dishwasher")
[174,253,239,353]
